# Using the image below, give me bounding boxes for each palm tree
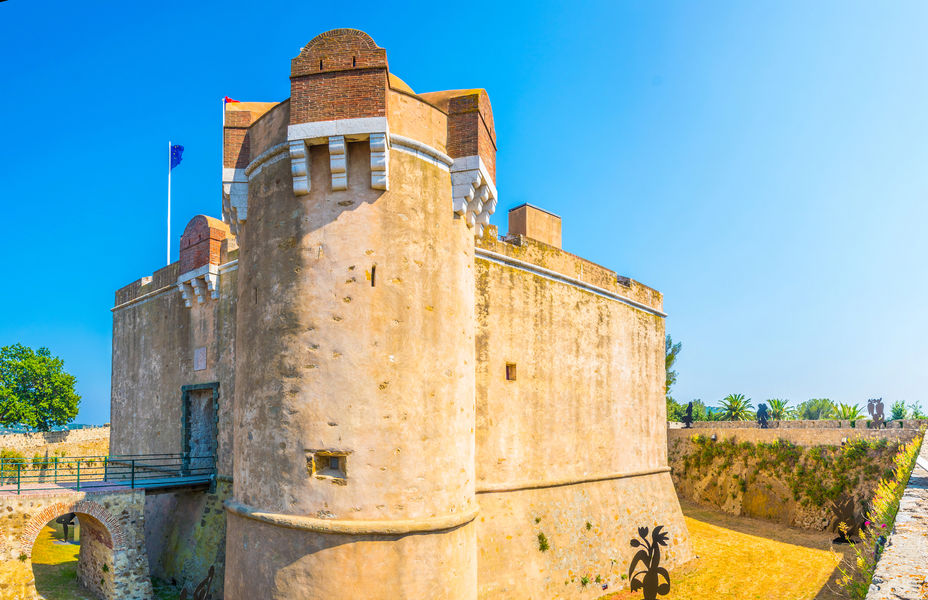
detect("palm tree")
[665,335,681,399]
[796,398,835,420]
[719,394,754,421]
[834,403,863,420]
[767,399,794,420]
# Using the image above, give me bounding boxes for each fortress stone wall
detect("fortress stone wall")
[0,426,110,457]
[110,29,690,599]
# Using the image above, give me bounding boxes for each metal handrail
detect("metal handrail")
[0,453,216,494]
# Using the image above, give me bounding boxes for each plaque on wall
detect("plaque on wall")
[194,347,207,371]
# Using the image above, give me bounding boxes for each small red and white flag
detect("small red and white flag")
[224,96,240,104]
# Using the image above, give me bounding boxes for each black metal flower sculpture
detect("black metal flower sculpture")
[756,403,769,429]
[180,565,215,600]
[628,525,671,599]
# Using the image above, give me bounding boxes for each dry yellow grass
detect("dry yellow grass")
[602,502,852,600]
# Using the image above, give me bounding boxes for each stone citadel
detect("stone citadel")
[110,28,692,599]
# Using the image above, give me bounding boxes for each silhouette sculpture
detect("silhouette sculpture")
[55,513,76,542]
[829,497,860,544]
[868,398,885,429]
[756,403,769,429]
[180,565,215,600]
[681,402,694,429]
[628,525,671,599]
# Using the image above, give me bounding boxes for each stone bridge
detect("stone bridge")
[0,487,153,599]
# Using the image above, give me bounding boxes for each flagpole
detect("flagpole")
[167,140,171,266]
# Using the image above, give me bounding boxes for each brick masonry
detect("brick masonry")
[289,29,388,125]
[179,216,230,274]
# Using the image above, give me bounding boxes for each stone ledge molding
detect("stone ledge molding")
[225,499,478,535]
[475,466,671,494]
[389,133,453,171]
[221,143,290,235]
[451,155,498,237]
[177,264,220,308]
[476,248,667,318]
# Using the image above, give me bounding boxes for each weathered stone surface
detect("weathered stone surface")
[0,426,109,457]
[0,488,152,600]
[866,433,928,599]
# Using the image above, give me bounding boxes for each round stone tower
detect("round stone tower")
[224,29,495,599]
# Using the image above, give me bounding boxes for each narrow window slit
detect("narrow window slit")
[371,265,376,287]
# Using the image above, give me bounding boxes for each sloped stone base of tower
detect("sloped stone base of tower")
[476,471,693,599]
[223,510,477,600]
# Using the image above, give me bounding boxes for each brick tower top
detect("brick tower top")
[290,28,389,124]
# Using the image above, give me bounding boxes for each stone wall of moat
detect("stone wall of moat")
[668,426,925,531]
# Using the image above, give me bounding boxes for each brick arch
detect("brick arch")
[20,499,127,556]
[301,28,378,53]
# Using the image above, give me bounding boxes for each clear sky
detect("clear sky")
[2,1,926,425]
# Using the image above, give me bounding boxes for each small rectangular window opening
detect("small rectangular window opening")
[319,59,323,70]
[506,363,517,381]
[371,265,376,287]
[352,56,357,67]
[311,451,347,481]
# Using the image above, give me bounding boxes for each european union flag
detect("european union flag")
[170,145,184,170]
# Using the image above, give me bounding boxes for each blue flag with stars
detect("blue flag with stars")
[170,144,184,170]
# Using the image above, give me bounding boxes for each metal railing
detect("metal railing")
[0,453,215,494]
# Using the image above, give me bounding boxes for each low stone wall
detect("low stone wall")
[671,419,925,430]
[866,434,928,599]
[669,425,920,448]
[0,426,110,457]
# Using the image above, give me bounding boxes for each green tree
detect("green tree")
[796,398,835,420]
[689,399,710,421]
[666,397,684,422]
[719,393,754,421]
[0,344,80,431]
[766,399,794,420]
[909,402,926,419]
[891,401,907,421]
[834,403,863,420]
[665,335,681,401]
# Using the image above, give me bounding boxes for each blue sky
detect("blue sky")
[2,1,926,424]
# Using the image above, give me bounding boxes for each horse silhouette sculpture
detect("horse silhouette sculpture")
[868,398,885,429]
[756,403,769,429]
[628,525,671,599]
[180,566,215,600]
[681,402,694,429]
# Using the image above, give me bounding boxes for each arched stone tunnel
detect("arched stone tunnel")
[0,490,153,599]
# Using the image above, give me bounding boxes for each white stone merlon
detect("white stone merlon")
[451,155,498,237]
[288,117,390,192]
[177,264,221,309]
[221,168,248,235]
[289,139,311,196]
[328,135,347,191]
[369,133,389,190]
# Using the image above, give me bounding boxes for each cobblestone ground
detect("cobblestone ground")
[867,439,928,600]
